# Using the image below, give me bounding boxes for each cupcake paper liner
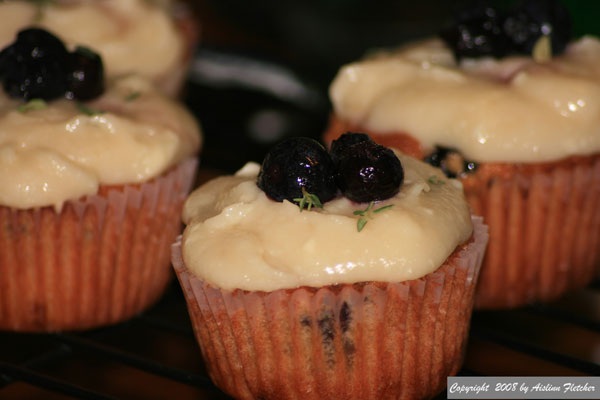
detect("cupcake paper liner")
[462,156,600,309]
[172,216,488,400]
[0,157,197,332]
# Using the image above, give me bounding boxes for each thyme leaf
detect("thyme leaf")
[76,103,104,116]
[124,91,141,102]
[355,201,394,232]
[17,98,47,113]
[293,188,323,212]
[428,175,445,185]
[373,204,394,214]
[532,35,552,63]
[357,218,368,232]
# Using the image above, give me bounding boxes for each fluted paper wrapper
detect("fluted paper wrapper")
[465,156,600,309]
[172,217,488,400]
[0,158,197,332]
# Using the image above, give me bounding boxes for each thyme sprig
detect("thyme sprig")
[532,35,552,63]
[428,175,445,185]
[353,201,394,232]
[76,103,104,116]
[293,188,323,212]
[17,98,47,113]
[124,91,141,102]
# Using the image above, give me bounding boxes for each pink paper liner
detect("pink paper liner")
[172,216,488,400]
[467,156,600,309]
[0,157,197,332]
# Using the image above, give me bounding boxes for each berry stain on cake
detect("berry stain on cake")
[424,146,478,179]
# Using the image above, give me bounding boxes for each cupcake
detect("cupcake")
[0,29,202,331]
[0,0,198,96]
[325,1,600,309]
[172,134,488,399]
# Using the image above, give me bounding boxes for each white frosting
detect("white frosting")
[0,0,185,81]
[0,76,201,210]
[181,154,473,291]
[330,36,600,162]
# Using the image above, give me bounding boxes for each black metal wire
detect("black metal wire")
[0,344,72,389]
[53,333,215,389]
[136,314,196,336]
[469,324,600,376]
[0,360,117,400]
[527,305,600,333]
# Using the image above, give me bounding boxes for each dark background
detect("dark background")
[183,0,600,172]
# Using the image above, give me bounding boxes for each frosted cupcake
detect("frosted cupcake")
[0,29,202,331]
[325,1,600,309]
[172,134,488,400]
[0,0,197,96]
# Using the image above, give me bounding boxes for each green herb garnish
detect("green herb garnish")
[353,201,394,232]
[17,98,48,113]
[532,35,552,63]
[293,188,323,212]
[428,175,445,185]
[76,103,104,116]
[124,91,141,102]
[357,217,368,232]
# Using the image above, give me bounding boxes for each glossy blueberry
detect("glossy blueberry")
[66,46,104,100]
[335,139,403,203]
[503,0,571,55]
[440,0,509,59]
[0,28,69,101]
[257,137,337,203]
[330,132,373,164]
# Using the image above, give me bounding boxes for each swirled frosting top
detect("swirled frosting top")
[330,36,600,162]
[0,75,201,210]
[181,153,472,292]
[0,0,185,82]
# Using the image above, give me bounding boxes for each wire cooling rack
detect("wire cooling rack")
[1,278,599,400]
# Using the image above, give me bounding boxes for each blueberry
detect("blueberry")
[330,132,373,164]
[0,44,12,78]
[335,139,403,203]
[503,0,571,56]
[0,28,69,101]
[257,137,337,203]
[424,146,478,178]
[440,0,509,60]
[66,46,104,100]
